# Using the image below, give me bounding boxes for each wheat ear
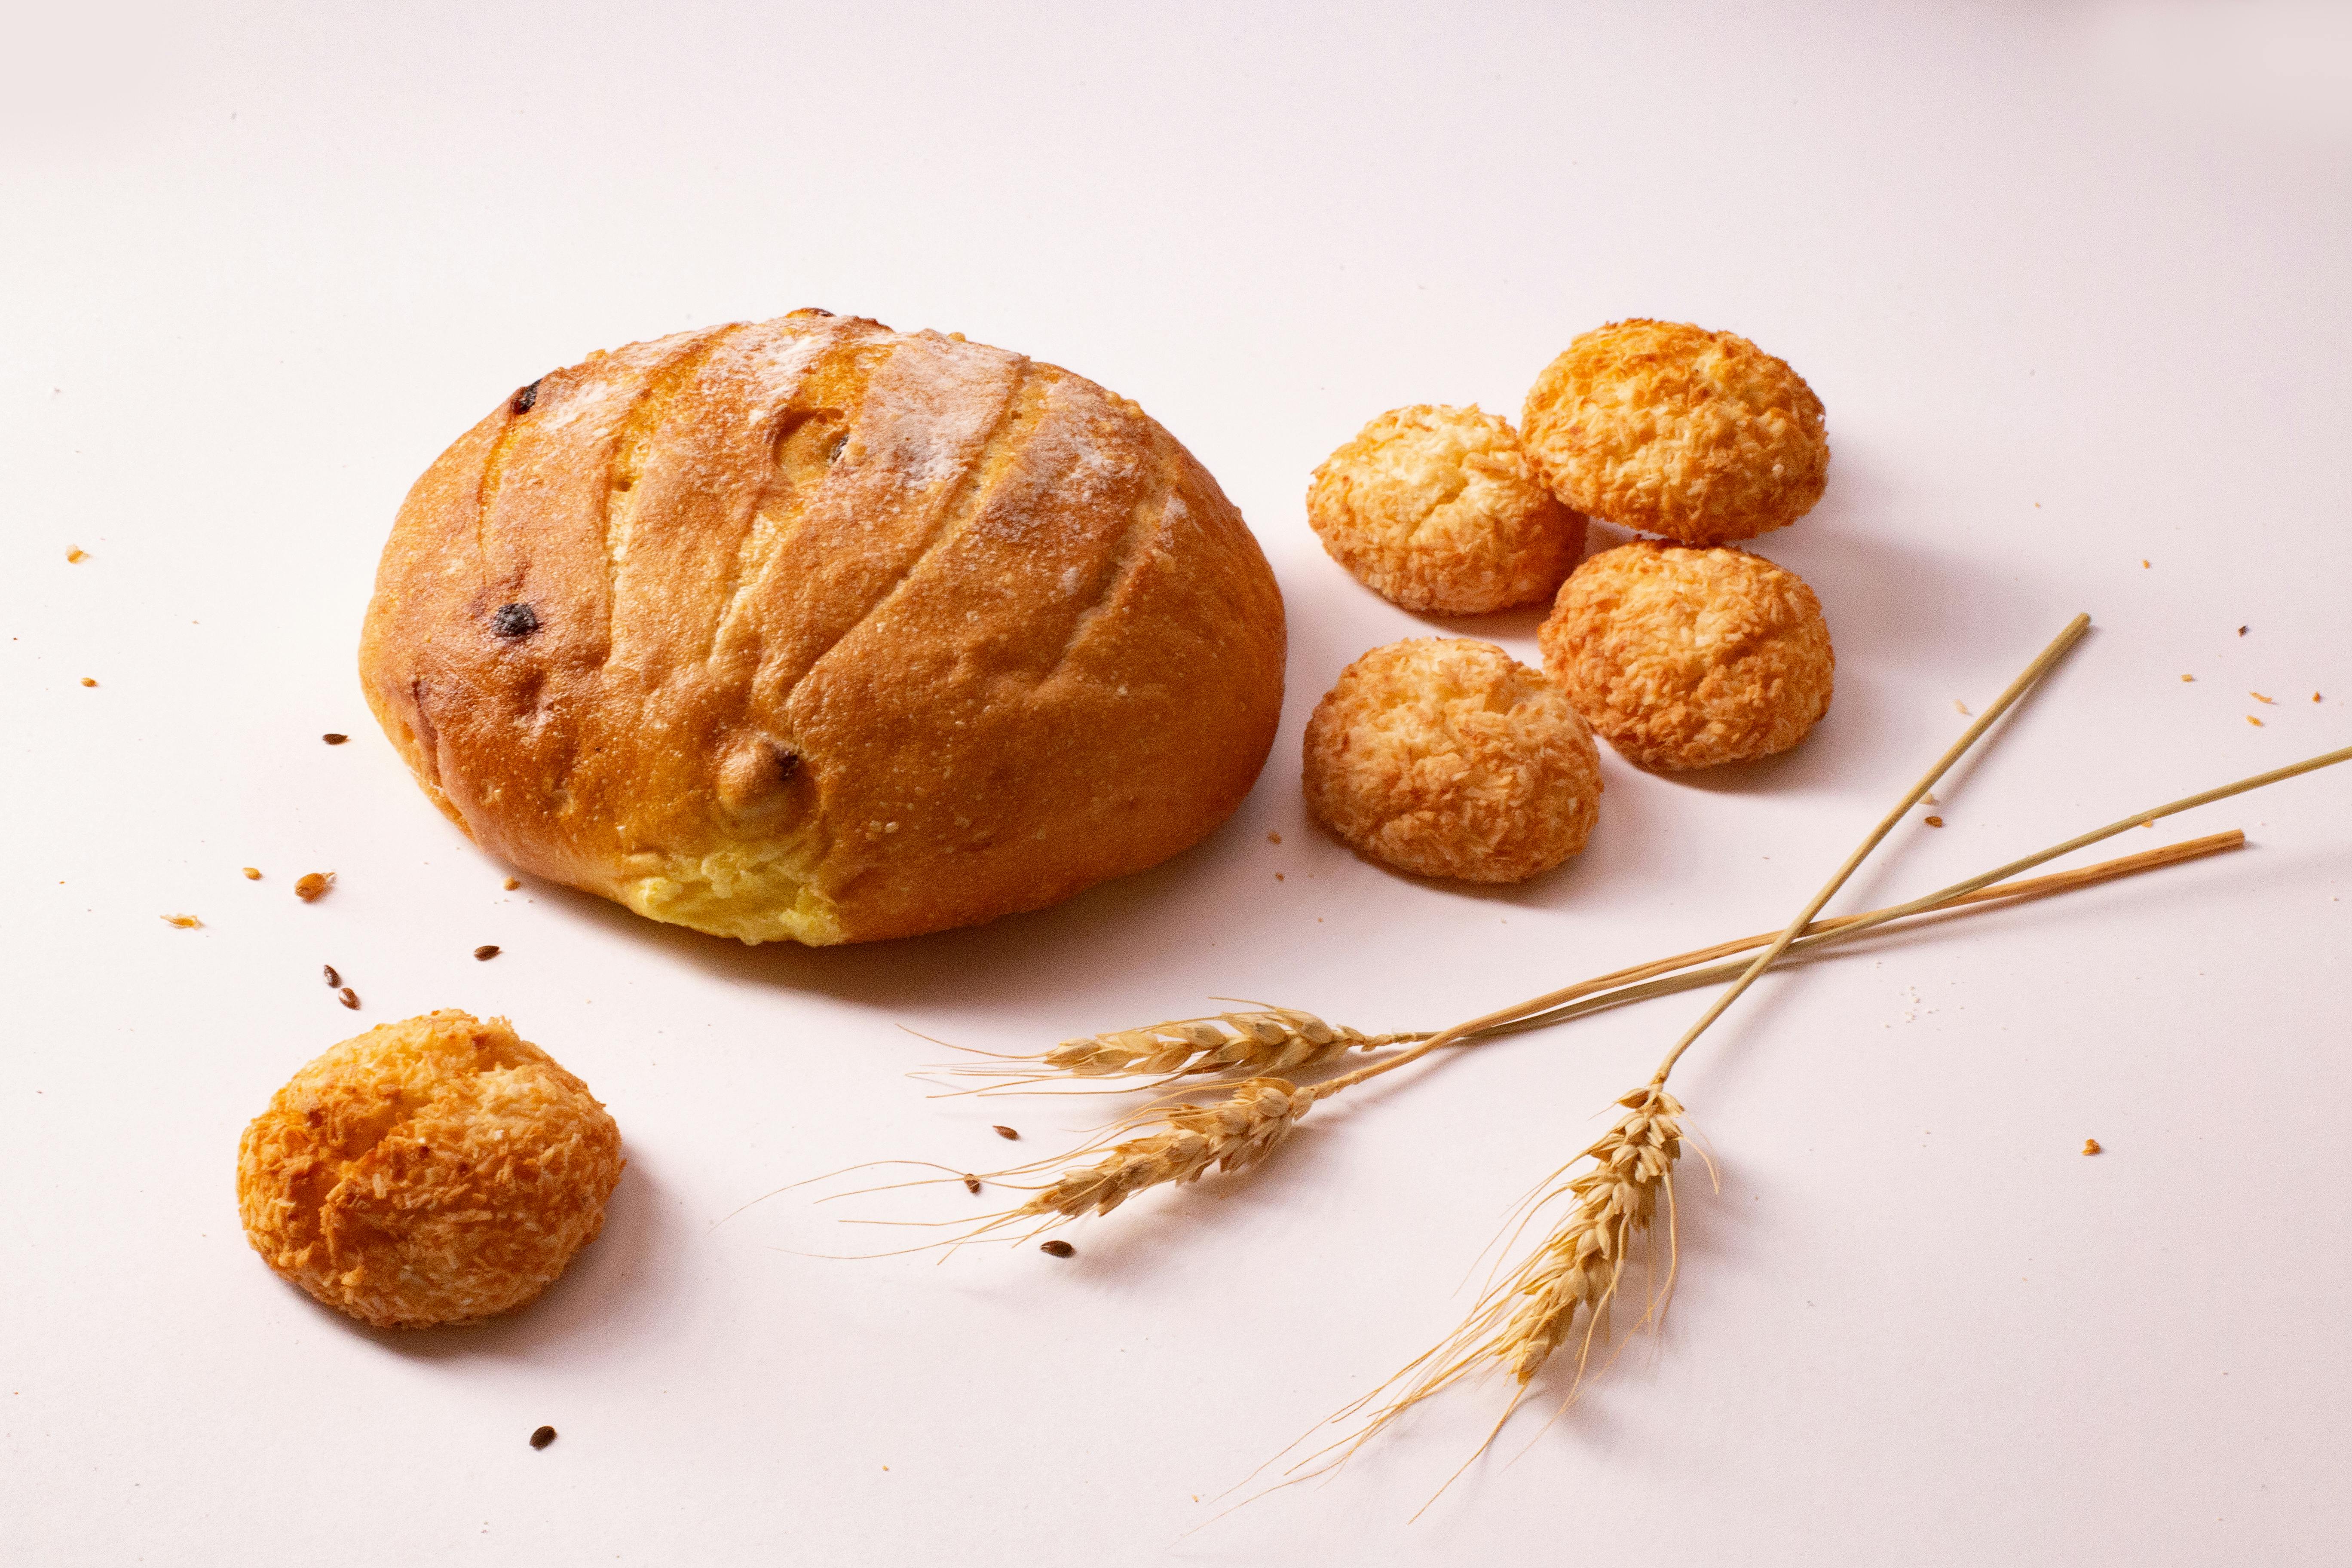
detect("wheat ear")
[916,1077,1320,1248]
[940,1009,1423,1088]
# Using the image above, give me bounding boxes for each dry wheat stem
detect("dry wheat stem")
[1652,738,2352,1084]
[1477,831,2242,1041]
[1649,611,2091,1084]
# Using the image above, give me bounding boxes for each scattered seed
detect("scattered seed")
[962,1174,981,1194]
[161,914,201,929]
[294,872,333,901]
[322,965,340,987]
[79,677,96,687]
[511,380,542,416]
[65,546,87,563]
[2141,559,2150,568]
[502,877,521,891]
[322,732,349,744]
[2082,1138,2102,1156]
[1923,816,1945,828]
[1039,1240,1075,1258]
[338,987,359,1010]
[242,867,262,880]
[993,1125,1019,1140]
[2251,692,2275,704]
[473,944,500,961]
[529,1424,556,1450]
[1953,700,1971,716]
[2238,626,2248,636]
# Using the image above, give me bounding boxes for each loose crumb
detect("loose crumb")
[242,867,261,880]
[993,1125,1019,1141]
[65,547,86,563]
[322,965,340,987]
[530,1426,556,1450]
[1039,1240,1075,1258]
[1267,831,1282,844]
[322,732,349,745]
[161,914,202,929]
[1924,815,1945,828]
[473,944,501,961]
[962,1174,980,1194]
[2082,1138,2102,1156]
[503,877,521,891]
[2251,692,2275,704]
[2248,715,2263,727]
[2180,674,2194,683]
[2238,626,2248,636]
[79,677,96,687]
[2141,559,2150,568]
[294,872,333,901]
[1921,792,1937,805]
[1953,700,1971,716]
[337,987,360,1010]
[1274,872,1285,881]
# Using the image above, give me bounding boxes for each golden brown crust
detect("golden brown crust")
[236,1011,623,1328]
[1538,543,1833,770]
[1520,320,1828,545]
[1305,404,1585,613]
[1302,638,1601,883]
[360,314,1286,945]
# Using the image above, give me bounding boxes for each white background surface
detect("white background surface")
[7,3,2352,1563]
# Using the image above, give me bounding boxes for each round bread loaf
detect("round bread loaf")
[361,312,1286,945]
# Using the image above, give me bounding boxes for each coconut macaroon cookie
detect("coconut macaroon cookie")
[1306,404,1586,613]
[361,311,1285,946]
[1521,320,1828,545]
[1539,542,1833,770]
[237,1011,623,1328]
[1303,638,1602,884]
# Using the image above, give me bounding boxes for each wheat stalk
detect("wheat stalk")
[1302,734,2352,1508]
